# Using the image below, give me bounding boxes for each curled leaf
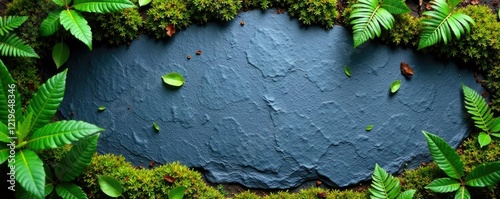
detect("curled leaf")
[166,24,175,37]
[344,66,351,77]
[153,122,160,132]
[390,80,401,93]
[98,106,106,111]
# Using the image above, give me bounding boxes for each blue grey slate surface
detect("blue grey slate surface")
[60,10,481,189]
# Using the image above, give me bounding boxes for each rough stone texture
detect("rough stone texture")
[60,10,481,189]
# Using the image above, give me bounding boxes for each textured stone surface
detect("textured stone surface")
[60,10,481,189]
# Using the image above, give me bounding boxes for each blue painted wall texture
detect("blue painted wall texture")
[60,10,481,189]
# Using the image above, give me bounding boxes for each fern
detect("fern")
[0,16,28,36]
[369,163,415,199]
[0,34,39,58]
[349,0,410,47]
[462,84,499,147]
[417,0,475,49]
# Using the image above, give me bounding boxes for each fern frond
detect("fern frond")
[72,0,136,13]
[462,84,493,133]
[369,163,401,199]
[60,10,92,50]
[0,16,28,36]
[417,0,475,49]
[0,34,39,58]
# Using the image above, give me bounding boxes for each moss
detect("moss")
[2,57,40,108]
[263,187,369,198]
[144,0,193,39]
[189,0,242,23]
[287,0,338,29]
[80,154,224,199]
[399,163,445,199]
[380,13,421,48]
[84,0,143,46]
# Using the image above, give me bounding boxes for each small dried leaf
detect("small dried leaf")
[400,62,414,78]
[166,24,176,37]
[164,175,176,183]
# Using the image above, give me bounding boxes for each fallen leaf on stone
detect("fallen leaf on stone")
[400,62,414,78]
[166,24,176,37]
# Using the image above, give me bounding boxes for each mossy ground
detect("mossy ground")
[3,0,500,198]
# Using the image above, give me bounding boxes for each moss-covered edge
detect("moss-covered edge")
[4,0,500,198]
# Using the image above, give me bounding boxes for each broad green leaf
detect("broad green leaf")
[478,132,491,148]
[16,185,43,199]
[396,190,416,199]
[366,124,374,131]
[425,178,460,193]
[40,11,61,37]
[13,149,45,199]
[98,106,106,111]
[168,186,185,199]
[27,120,104,149]
[344,66,351,77]
[52,42,70,69]
[454,187,470,199]
[73,0,136,13]
[60,10,92,50]
[390,80,401,93]
[0,144,9,164]
[381,0,411,14]
[97,175,123,197]
[153,122,160,132]
[162,72,185,87]
[17,112,33,142]
[0,16,28,36]
[0,121,13,143]
[369,163,401,199]
[46,184,54,197]
[139,0,151,7]
[55,134,99,181]
[422,131,464,179]
[0,34,39,58]
[0,60,22,125]
[55,183,88,199]
[465,161,500,187]
[492,133,500,138]
[25,69,67,133]
[490,117,500,133]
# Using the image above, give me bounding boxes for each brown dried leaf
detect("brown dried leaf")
[164,175,176,183]
[166,24,176,37]
[400,62,414,78]
[471,0,479,4]
[425,3,431,10]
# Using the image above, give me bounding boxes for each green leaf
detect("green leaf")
[55,134,99,181]
[0,121,13,143]
[396,190,416,199]
[45,184,54,197]
[492,133,500,138]
[425,178,460,193]
[344,66,351,77]
[0,16,28,36]
[417,0,475,49]
[98,106,106,111]
[52,42,70,69]
[25,69,67,133]
[462,84,493,133]
[0,144,9,164]
[465,161,500,187]
[138,0,151,7]
[162,72,185,87]
[380,0,411,14]
[153,122,160,132]
[168,186,185,199]
[13,149,45,199]
[422,131,464,179]
[55,183,88,199]
[97,175,123,197]
[60,10,92,50]
[16,185,44,199]
[350,0,395,47]
[0,33,39,58]
[368,163,401,199]
[454,187,470,199]
[52,0,70,7]
[73,0,136,13]
[40,11,61,37]
[390,80,401,93]
[366,124,374,131]
[27,120,104,150]
[17,112,33,142]
[0,60,22,125]
[478,132,491,148]
[490,117,500,133]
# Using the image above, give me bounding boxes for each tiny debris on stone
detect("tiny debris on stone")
[196,50,202,55]
[240,20,245,26]
[400,62,414,78]
[187,55,192,60]
[316,180,322,186]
